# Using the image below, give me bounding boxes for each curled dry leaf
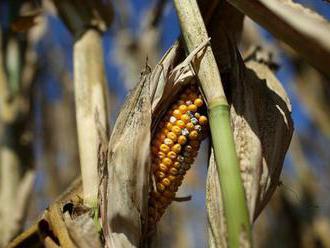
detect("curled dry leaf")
[227,0,330,77]
[206,42,293,248]
[105,67,152,248]
[204,2,293,246]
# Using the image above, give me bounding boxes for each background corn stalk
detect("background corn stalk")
[53,0,112,209]
[0,2,39,244]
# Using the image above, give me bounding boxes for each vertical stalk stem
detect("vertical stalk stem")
[173,0,252,246]
[0,30,35,246]
[73,29,108,208]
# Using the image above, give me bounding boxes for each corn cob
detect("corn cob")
[148,84,208,229]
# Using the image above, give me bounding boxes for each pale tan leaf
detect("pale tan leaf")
[207,56,293,245]
[227,0,330,77]
[205,3,293,246]
[105,68,152,247]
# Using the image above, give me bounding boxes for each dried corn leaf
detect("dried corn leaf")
[105,67,152,248]
[227,0,330,77]
[204,3,293,246]
[207,48,293,247]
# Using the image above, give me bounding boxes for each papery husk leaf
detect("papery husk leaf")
[105,68,152,247]
[206,48,293,247]
[245,59,293,216]
[151,40,209,130]
[226,0,330,77]
[205,2,293,246]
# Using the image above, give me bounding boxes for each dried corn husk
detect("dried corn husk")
[103,40,210,247]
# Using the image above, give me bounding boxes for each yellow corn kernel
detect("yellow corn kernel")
[180,114,190,123]
[189,130,199,140]
[169,167,178,175]
[171,144,181,153]
[157,183,166,192]
[160,144,170,153]
[186,122,194,131]
[178,105,188,113]
[167,151,177,159]
[161,127,169,135]
[194,98,203,107]
[164,138,174,147]
[199,115,208,125]
[171,125,182,135]
[162,178,171,187]
[173,109,181,119]
[157,151,166,159]
[156,171,166,179]
[162,157,172,166]
[178,135,187,145]
[167,132,177,141]
[159,163,168,172]
[166,122,173,130]
[188,104,197,112]
[176,120,185,128]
